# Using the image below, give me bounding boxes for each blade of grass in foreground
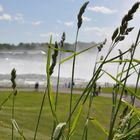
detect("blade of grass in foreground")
[60,42,103,64]
[0,92,12,110]
[55,32,65,111]
[46,36,58,123]
[106,29,140,139]
[34,36,58,140]
[11,68,17,140]
[117,63,139,78]
[33,88,47,140]
[69,105,83,137]
[121,99,140,117]
[89,117,109,136]
[82,119,88,140]
[12,119,26,140]
[68,2,89,137]
[52,123,66,140]
[52,33,66,139]
[103,70,140,100]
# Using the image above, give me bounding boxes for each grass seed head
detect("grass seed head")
[60,32,66,48]
[77,1,89,29]
[112,2,139,43]
[11,68,16,89]
[125,27,134,35]
[98,39,107,52]
[121,2,140,26]
[128,2,140,15]
[121,15,129,26]
[112,28,119,41]
[49,42,59,75]
[120,22,128,35]
[61,32,66,42]
[115,36,125,43]
[97,44,103,52]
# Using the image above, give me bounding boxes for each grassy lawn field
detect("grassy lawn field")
[0,91,113,140]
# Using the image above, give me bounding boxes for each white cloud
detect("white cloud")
[83,16,91,22]
[64,21,74,27]
[0,5,3,12]
[83,26,112,38]
[32,21,42,26]
[0,5,12,22]
[83,26,102,32]
[14,14,42,26]
[0,13,12,21]
[88,6,117,14]
[40,32,59,38]
[14,13,24,23]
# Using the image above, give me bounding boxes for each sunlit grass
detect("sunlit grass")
[1,1,140,140]
[0,91,112,140]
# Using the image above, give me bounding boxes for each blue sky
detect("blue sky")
[0,0,140,44]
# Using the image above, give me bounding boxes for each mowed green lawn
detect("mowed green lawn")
[0,91,113,140]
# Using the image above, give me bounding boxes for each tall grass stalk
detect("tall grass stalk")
[131,69,140,106]
[108,29,140,140]
[55,32,65,111]
[65,2,140,139]
[10,68,17,140]
[50,33,66,140]
[66,41,120,124]
[33,88,47,140]
[34,36,59,140]
[81,42,105,139]
[68,1,89,135]
[1,1,140,140]
[127,68,140,130]
[0,92,12,110]
[68,28,79,133]
[132,69,140,105]
[55,52,61,110]
[12,90,15,140]
[110,50,129,131]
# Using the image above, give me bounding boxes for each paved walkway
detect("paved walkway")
[0,87,140,107]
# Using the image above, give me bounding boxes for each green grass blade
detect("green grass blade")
[60,53,75,64]
[117,63,139,77]
[82,119,89,140]
[51,46,74,53]
[69,105,83,137]
[0,92,12,111]
[53,122,66,140]
[11,119,26,140]
[115,127,140,140]
[121,99,140,117]
[60,43,102,64]
[133,59,140,64]
[98,49,130,64]
[103,59,140,64]
[103,70,140,100]
[89,117,109,136]
[46,36,58,122]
